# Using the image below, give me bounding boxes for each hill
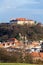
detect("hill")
[0,22,43,42]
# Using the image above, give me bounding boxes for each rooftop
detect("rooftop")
[10,18,34,21]
[31,52,43,58]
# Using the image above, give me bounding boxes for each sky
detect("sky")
[0,0,43,23]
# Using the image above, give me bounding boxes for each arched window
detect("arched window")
[3,44,5,46]
[7,43,10,45]
[12,42,14,45]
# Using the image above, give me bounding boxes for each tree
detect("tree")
[24,53,33,63]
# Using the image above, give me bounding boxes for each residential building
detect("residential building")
[0,38,24,49]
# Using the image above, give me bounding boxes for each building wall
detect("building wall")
[17,20,34,25]
[28,20,35,25]
[17,21,25,25]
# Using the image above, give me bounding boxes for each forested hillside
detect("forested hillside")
[0,23,43,42]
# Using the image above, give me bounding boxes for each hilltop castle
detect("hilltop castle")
[10,18,35,25]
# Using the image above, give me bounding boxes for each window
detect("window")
[12,42,14,45]
[7,43,10,45]
[3,44,5,46]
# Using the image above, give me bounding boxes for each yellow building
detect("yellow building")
[16,18,35,25]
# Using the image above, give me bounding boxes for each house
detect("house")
[31,48,41,52]
[0,38,24,49]
[27,41,41,52]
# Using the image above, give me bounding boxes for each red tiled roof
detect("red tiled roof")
[31,52,43,58]
[10,18,34,21]
[9,38,16,41]
[16,18,33,21]
[16,18,26,21]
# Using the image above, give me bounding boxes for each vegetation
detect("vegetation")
[0,48,43,64]
[0,22,43,42]
[24,53,33,63]
[0,48,23,63]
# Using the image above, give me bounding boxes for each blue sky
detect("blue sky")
[0,0,43,23]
